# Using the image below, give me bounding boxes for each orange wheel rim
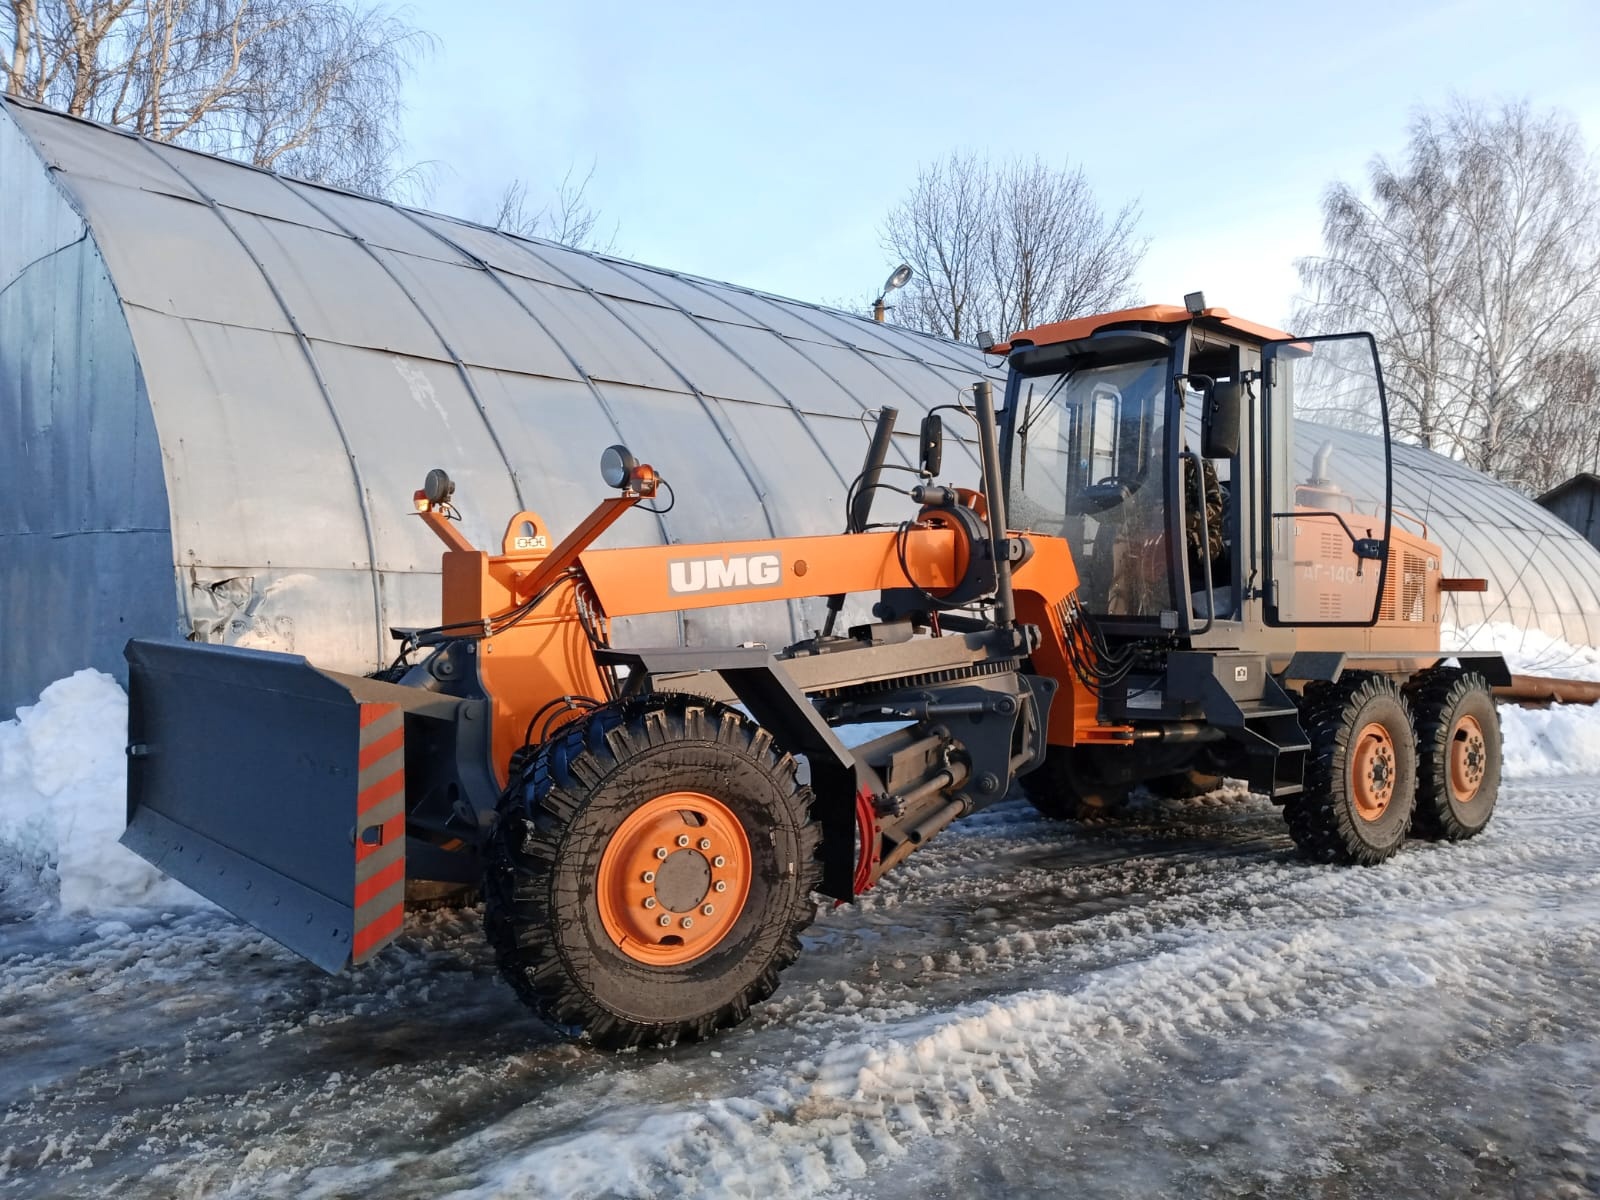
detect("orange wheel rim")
[1351,721,1397,821]
[1448,714,1487,804]
[595,791,751,967]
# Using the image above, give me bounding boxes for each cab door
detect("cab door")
[1260,333,1392,627]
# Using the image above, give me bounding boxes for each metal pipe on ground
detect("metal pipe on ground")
[1495,674,1600,708]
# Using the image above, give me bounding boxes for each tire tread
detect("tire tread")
[1284,673,1416,866]
[1405,667,1500,841]
[484,694,822,1048]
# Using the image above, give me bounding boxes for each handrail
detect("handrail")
[1182,451,1216,634]
[1391,507,1429,539]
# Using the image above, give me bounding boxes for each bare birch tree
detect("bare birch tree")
[1295,100,1600,481]
[985,156,1144,335]
[1294,130,1464,450]
[1501,346,1600,495]
[2,0,430,196]
[879,151,1144,342]
[879,151,991,340]
[491,162,616,251]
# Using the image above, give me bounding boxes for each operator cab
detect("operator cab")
[995,300,1394,649]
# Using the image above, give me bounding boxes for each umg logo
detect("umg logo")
[668,553,783,594]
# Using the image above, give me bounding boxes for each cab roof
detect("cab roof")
[988,303,1292,356]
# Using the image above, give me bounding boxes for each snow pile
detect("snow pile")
[1443,620,1600,680]
[1497,704,1600,778]
[0,669,199,912]
[1440,620,1600,778]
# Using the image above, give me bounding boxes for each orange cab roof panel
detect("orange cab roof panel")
[993,304,1292,355]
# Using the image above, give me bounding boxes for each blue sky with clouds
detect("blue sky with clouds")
[398,0,1600,329]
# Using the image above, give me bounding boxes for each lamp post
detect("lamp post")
[873,264,913,323]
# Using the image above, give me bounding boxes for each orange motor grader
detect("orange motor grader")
[123,299,1508,1047]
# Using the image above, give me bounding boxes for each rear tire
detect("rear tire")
[1020,747,1132,820]
[1285,675,1417,865]
[484,695,822,1048]
[1406,669,1500,841]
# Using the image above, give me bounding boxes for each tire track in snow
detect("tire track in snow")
[752,782,1600,1038]
[301,887,1600,1200]
[250,788,1600,1195]
[3,779,1598,1197]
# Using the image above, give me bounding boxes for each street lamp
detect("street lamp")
[873,264,913,323]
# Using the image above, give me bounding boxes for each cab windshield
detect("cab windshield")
[1008,358,1174,618]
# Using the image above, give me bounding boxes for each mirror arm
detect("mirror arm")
[1275,508,1387,569]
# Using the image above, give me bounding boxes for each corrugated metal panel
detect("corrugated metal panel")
[0,108,176,715]
[141,142,345,231]
[64,176,295,333]
[619,266,770,328]
[16,111,201,200]
[373,250,583,379]
[5,93,1600,717]
[118,313,374,569]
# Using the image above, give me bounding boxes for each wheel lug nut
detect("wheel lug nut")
[698,838,712,850]
[658,914,671,927]
[642,871,655,883]
[676,835,690,848]
[681,917,693,929]
[655,847,668,860]
[643,897,657,909]
[702,904,715,916]
[714,880,727,892]
[713,856,726,868]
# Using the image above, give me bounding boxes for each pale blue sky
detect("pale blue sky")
[400,0,1600,330]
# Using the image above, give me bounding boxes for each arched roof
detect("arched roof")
[3,95,1598,715]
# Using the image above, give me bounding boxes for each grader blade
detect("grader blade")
[122,639,433,973]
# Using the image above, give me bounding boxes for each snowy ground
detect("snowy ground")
[3,642,1600,1197]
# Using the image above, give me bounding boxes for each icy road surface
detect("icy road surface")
[4,776,1600,1198]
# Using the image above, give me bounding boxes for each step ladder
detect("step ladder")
[1202,674,1309,801]
[1229,699,1310,800]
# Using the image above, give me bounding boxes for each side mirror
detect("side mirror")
[1202,380,1242,459]
[918,414,943,477]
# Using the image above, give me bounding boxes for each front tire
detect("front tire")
[1285,675,1417,865]
[484,696,822,1048]
[1406,669,1500,841]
